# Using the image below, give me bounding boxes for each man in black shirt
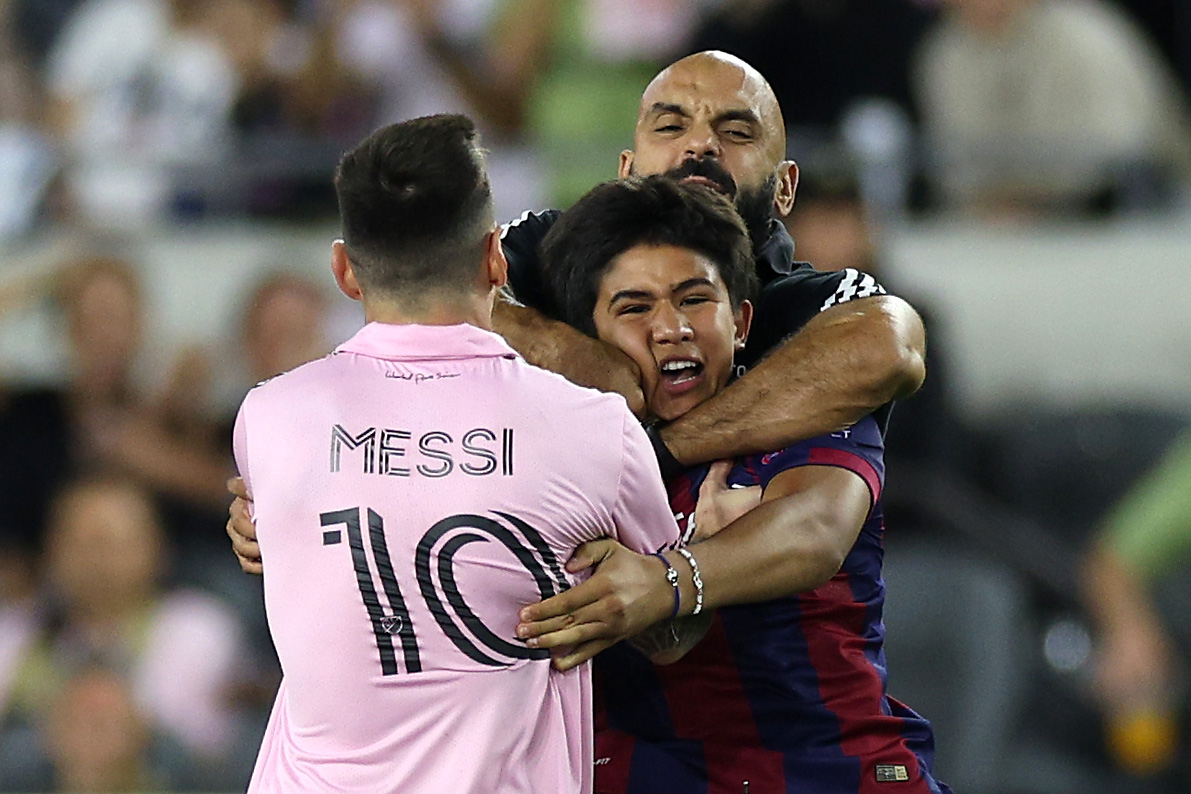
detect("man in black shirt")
[499,50,924,667]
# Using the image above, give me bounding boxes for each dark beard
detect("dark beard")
[734,174,778,255]
[636,158,778,255]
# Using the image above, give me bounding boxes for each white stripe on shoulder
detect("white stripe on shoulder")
[819,267,887,311]
[499,209,536,238]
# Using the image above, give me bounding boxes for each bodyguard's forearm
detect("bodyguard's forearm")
[661,295,925,465]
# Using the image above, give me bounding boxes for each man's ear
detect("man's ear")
[331,240,363,301]
[484,228,508,289]
[734,299,754,350]
[618,150,635,179]
[773,160,799,218]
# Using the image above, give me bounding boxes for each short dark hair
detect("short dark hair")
[541,176,758,337]
[334,114,493,297]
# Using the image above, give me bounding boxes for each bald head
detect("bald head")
[638,51,787,165]
[619,50,798,239]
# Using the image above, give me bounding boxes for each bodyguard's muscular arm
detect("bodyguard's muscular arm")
[518,464,872,670]
[492,298,647,417]
[661,295,925,465]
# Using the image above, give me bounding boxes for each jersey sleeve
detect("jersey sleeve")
[746,266,888,360]
[748,414,886,511]
[231,399,253,501]
[500,209,563,319]
[610,409,683,553]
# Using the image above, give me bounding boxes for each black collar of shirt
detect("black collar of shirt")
[756,220,796,285]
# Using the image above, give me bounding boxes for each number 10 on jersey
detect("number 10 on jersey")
[319,507,569,675]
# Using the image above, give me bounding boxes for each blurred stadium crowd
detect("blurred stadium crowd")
[2,0,1191,792]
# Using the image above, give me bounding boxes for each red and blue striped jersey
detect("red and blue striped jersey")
[592,414,951,794]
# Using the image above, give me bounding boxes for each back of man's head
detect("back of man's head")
[334,115,493,300]
[542,176,758,337]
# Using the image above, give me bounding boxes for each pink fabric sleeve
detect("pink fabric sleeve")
[232,400,253,499]
[610,411,682,554]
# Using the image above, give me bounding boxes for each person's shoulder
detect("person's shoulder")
[744,265,886,358]
[501,364,643,483]
[500,209,564,314]
[512,358,635,415]
[761,261,838,290]
[1044,0,1125,28]
[148,589,246,665]
[500,208,562,249]
[241,354,335,404]
[505,360,644,445]
[153,587,245,642]
[1043,0,1152,59]
[761,264,884,305]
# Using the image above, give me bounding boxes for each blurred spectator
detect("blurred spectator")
[311,0,545,220]
[44,666,155,792]
[43,0,244,226]
[0,0,57,240]
[203,270,333,426]
[913,0,1191,216]
[786,164,968,471]
[689,0,933,218]
[241,271,331,385]
[52,256,230,511]
[463,0,697,208]
[8,0,84,72]
[689,0,932,130]
[0,256,233,604]
[1114,0,1191,103]
[1081,429,1191,781]
[205,0,374,218]
[786,165,883,270]
[186,269,335,650]
[0,474,256,791]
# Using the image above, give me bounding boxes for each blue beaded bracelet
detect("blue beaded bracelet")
[652,552,681,619]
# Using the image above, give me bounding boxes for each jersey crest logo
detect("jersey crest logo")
[875,764,910,782]
[820,268,886,311]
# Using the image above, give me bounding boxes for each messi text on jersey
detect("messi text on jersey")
[329,424,515,478]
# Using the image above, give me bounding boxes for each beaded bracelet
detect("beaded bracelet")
[674,547,704,616]
[652,552,681,619]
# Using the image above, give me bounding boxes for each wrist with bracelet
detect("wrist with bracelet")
[674,547,705,615]
[653,548,706,619]
[651,552,681,619]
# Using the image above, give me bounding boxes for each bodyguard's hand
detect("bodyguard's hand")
[516,539,675,672]
[226,477,261,575]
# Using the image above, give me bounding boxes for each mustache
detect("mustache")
[665,158,737,197]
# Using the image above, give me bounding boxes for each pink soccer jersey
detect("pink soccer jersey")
[233,322,680,794]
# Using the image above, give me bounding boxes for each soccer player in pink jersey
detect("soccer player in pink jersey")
[231,115,682,794]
